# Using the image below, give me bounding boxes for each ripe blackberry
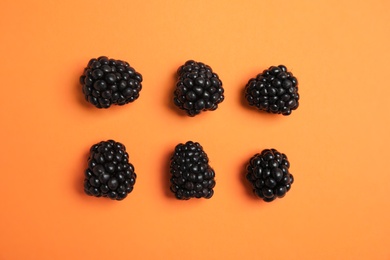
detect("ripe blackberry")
[246,149,294,202]
[245,65,299,115]
[170,141,216,200]
[174,60,224,116]
[84,140,137,200]
[80,56,143,108]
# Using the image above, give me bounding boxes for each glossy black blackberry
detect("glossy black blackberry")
[174,60,224,116]
[246,149,294,202]
[84,140,137,200]
[80,56,143,108]
[245,65,299,115]
[170,141,216,200]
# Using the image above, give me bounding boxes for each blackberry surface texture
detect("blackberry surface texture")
[246,149,294,202]
[84,140,137,200]
[245,65,299,115]
[80,56,143,108]
[174,60,224,116]
[170,141,216,200]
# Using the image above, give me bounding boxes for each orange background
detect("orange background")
[1,0,389,259]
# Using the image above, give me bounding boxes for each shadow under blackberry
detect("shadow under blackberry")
[74,150,90,196]
[165,69,188,117]
[74,68,95,110]
[239,158,259,200]
[161,147,176,199]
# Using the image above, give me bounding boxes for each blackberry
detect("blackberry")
[170,141,216,200]
[245,149,294,202]
[80,56,143,108]
[245,65,299,115]
[174,60,224,116]
[84,140,137,200]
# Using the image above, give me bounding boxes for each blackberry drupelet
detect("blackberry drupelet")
[174,60,224,116]
[245,65,299,115]
[246,149,294,202]
[170,141,216,200]
[84,140,137,200]
[80,56,143,108]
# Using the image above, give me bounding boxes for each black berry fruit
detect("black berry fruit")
[174,60,224,116]
[80,56,143,108]
[84,140,137,200]
[245,65,299,115]
[246,149,294,202]
[169,141,216,200]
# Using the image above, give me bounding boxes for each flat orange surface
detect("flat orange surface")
[1,0,390,259]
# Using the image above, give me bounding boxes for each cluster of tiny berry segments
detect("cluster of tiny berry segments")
[80,56,143,108]
[245,65,299,115]
[169,141,216,200]
[84,140,137,200]
[80,57,297,202]
[245,149,294,202]
[174,60,225,116]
